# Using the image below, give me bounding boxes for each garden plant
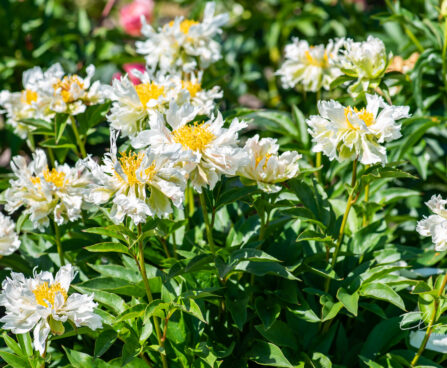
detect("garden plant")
[1,0,447,367]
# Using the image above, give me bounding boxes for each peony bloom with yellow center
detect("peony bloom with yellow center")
[0,264,101,356]
[0,213,21,256]
[132,101,248,193]
[238,135,301,193]
[104,69,222,137]
[4,149,91,230]
[276,38,344,92]
[136,2,229,73]
[50,64,104,115]
[306,93,410,165]
[83,131,188,223]
[334,36,390,97]
[416,195,447,252]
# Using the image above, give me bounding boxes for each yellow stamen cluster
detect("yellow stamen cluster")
[344,106,375,129]
[43,167,66,188]
[21,89,38,105]
[116,152,144,185]
[255,153,272,169]
[144,163,157,182]
[53,75,84,103]
[135,83,165,107]
[172,122,215,152]
[305,49,329,68]
[32,282,67,308]
[30,176,41,186]
[182,80,202,98]
[169,19,199,34]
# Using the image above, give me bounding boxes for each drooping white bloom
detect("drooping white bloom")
[132,102,248,193]
[0,264,102,356]
[276,38,343,92]
[0,213,21,255]
[416,194,447,251]
[136,2,229,73]
[238,135,301,192]
[335,36,389,96]
[410,331,447,354]
[4,149,91,230]
[103,70,221,138]
[0,64,61,139]
[83,131,188,223]
[306,93,410,165]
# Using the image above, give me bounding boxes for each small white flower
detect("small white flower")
[417,194,447,251]
[276,38,343,92]
[83,131,187,223]
[132,102,248,193]
[335,36,389,96]
[306,93,410,165]
[0,264,102,356]
[0,213,20,256]
[5,150,91,230]
[238,135,301,192]
[410,331,447,354]
[136,2,228,73]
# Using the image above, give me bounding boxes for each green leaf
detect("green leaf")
[2,333,24,358]
[336,288,359,316]
[255,297,281,330]
[94,329,118,358]
[0,351,29,368]
[248,341,294,367]
[176,298,206,323]
[360,283,406,311]
[255,321,298,349]
[84,242,130,255]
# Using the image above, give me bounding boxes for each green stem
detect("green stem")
[53,220,65,266]
[362,165,370,227]
[442,18,447,111]
[411,273,447,367]
[47,147,56,169]
[70,116,87,158]
[324,159,358,292]
[137,224,168,368]
[199,192,215,254]
[188,183,195,217]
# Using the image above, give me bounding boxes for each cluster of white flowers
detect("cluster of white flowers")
[417,194,447,251]
[0,213,21,255]
[104,70,222,137]
[278,35,389,96]
[5,149,91,230]
[0,264,101,355]
[276,38,344,92]
[136,2,228,73]
[0,63,104,139]
[306,93,410,165]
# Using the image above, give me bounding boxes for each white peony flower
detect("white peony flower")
[306,93,410,165]
[410,331,447,354]
[136,2,228,73]
[4,149,91,230]
[83,131,188,223]
[0,264,102,356]
[0,213,21,256]
[103,70,221,138]
[276,38,344,92]
[416,194,447,251]
[132,101,248,193]
[335,36,390,96]
[238,135,301,193]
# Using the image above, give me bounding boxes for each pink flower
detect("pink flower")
[123,63,146,85]
[119,0,154,37]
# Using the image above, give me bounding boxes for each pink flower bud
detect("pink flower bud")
[123,63,146,85]
[119,0,154,37]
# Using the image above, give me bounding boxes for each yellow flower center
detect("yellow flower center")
[182,80,202,98]
[32,282,67,308]
[43,167,66,188]
[21,89,38,105]
[169,19,199,34]
[53,75,84,103]
[344,106,375,129]
[135,83,165,107]
[116,152,144,185]
[255,153,272,169]
[172,122,215,151]
[30,176,41,186]
[305,49,329,68]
